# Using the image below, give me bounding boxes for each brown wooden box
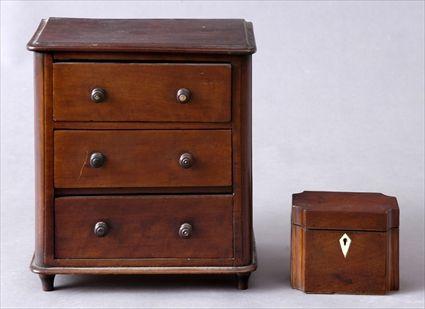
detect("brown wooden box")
[291,191,399,294]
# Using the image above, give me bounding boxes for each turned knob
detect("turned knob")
[94,221,109,237]
[179,153,194,169]
[179,223,192,239]
[176,88,191,104]
[89,152,105,168]
[90,88,106,103]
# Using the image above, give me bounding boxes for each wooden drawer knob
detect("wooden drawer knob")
[94,221,109,237]
[89,152,105,168]
[90,88,106,103]
[176,88,191,104]
[179,153,194,168]
[179,223,192,239]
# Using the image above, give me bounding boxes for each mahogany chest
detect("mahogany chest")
[291,191,399,294]
[27,18,256,291]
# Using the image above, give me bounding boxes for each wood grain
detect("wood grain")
[52,52,241,62]
[53,121,232,130]
[31,252,257,274]
[304,229,387,294]
[55,195,233,259]
[27,18,256,54]
[55,186,232,196]
[29,18,256,290]
[292,191,399,231]
[291,191,400,294]
[230,56,253,265]
[53,62,231,122]
[290,225,305,291]
[34,53,56,267]
[388,228,399,291]
[54,130,232,188]
[34,52,45,266]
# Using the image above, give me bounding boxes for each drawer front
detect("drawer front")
[54,130,232,188]
[303,229,387,293]
[55,195,233,259]
[53,63,231,122]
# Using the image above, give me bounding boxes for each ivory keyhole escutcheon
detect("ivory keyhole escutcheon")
[339,233,351,258]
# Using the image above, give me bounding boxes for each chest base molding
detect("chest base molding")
[30,240,256,290]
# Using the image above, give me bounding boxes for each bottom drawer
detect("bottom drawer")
[55,195,233,259]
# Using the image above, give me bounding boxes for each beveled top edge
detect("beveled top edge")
[292,191,399,210]
[27,18,257,54]
[291,191,399,231]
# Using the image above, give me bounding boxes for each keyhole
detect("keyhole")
[343,238,347,246]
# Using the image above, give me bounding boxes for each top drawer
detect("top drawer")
[53,63,231,122]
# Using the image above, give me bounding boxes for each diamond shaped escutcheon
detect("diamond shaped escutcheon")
[339,233,352,258]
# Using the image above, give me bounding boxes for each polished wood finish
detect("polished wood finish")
[53,63,231,122]
[53,121,232,130]
[34,53,55,267]
[34,53,45,267]
[55,186,232,196]
[29,18,256,291]
[27,18,256,54]
[39,274,55,291]
[55,195,233,259]
[54,130,232,188]
[292,191,399,231]
[236,273,251,290]
[31,252,257,274]
[292,226,390,293]
[291,191,399,294]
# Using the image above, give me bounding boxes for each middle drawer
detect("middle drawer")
[54,130,232,188]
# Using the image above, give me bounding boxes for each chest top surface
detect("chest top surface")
[292,191,399,231]
[27,17,256,54]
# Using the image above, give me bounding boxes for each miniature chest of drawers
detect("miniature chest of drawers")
[291,191,399,294]
[27,18,256,291]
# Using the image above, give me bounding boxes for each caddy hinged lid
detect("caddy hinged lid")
[291,191,399,231]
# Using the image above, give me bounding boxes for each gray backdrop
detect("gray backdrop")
[1,1,424,308]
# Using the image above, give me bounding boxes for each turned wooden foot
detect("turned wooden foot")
[39,274,55,291]
[236,273,251,290]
